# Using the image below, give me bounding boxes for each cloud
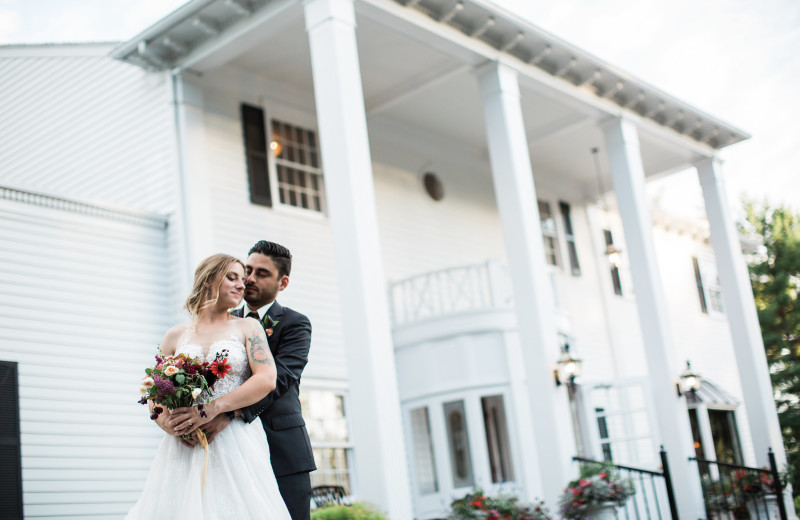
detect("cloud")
[0,7,22,44]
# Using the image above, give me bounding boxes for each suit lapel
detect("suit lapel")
[265,301,284,352]
[231,307,244,318]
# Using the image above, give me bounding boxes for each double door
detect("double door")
[403,388,518,519]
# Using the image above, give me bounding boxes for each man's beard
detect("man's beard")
[244,285,278,308]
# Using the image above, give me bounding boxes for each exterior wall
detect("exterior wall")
[0,44,177,214]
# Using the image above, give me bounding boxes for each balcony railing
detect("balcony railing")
[388,260,513,326]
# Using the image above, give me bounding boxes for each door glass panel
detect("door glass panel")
[410,407,438,494]
[708,409,743,464]
[443,400,474,488]
[481,395,515,483]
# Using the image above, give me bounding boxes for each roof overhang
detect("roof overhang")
[111,0,749,152]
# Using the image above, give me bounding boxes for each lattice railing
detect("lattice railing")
[388,260,514,326]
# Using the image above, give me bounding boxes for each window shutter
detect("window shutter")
[0,361,23,519]
[241,103,272,207]
[692,256,708,313]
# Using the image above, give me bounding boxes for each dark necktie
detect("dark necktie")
[246,311,260,320]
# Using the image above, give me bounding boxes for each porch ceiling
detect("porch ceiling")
[112,0,743,196]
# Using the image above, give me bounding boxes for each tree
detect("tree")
[741,201,800,497]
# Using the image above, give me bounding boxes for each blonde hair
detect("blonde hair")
[185,254,245,317]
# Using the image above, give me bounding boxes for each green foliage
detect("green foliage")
[310,502,387,520]
[741,200,800,498]
[448,489,552,520]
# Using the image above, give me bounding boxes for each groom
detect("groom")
[203,240,316,520]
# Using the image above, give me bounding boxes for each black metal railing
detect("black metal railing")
[690,449,787,520]
[573,447,677,520]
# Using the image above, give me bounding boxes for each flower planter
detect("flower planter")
[579,501,618,520]
[746,494,780,520]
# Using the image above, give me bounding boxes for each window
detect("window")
[708,409,743,464]
[272,120,324,212]
[240,104,325,212]
[481,395,514,483]
[443,400,474,488]
[0,361,22,518]
[604,230,623,296]
[410,407,438,494]
[300,389,352,492]
[559,201,581,275]
[693,256,724,314]
[538,200,560,267]
[595,407,613,462]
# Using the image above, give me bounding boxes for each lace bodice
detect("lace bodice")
[175,333,251,399]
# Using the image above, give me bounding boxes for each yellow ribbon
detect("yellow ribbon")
[195,429,209,491]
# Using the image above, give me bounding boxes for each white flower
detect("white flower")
[191,388,202,399]
[164,365,179,376]
[141,377,155,388]
[139,385,148,394]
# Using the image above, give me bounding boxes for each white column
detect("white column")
[476,60,575,506]
[172,75,215,271]
[602,117,705,519]
[303,0,413,517]
[696,157,787,468]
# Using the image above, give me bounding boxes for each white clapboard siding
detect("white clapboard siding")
[202,100,348,381]
[0,191,170,519]
[0,45,176,213]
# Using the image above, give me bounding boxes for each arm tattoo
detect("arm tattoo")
[248,333,275,366]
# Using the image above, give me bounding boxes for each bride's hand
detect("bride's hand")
[169,404,216,436]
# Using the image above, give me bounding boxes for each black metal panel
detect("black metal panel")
[0,361,23,520]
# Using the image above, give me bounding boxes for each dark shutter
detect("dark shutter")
[692,256,708,313]
[604,229,623,296]
[0,361,23,519]
[559,201,581,275]
[241,103,272,207]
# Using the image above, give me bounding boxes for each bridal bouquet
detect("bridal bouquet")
[138,349,232,422]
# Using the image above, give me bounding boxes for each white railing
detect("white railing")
[388,260,514,326]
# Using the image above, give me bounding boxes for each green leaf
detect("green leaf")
[175,374,185,385]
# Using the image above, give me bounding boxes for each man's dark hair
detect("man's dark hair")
[249,240,292,277]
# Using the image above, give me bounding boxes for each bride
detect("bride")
[126,254,291,519]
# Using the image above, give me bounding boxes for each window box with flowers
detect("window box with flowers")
[558,465,635,520]
[447,489,553,520]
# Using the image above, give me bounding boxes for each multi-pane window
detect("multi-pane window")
[538,200,560,267]
[410,407,439,495]
[271,120,324,212]
[559,201,581,275]
[240,104,325,212]
[693,256,724,314]
[300,389,352,492]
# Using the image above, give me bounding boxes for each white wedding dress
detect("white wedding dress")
[125,335,291,520]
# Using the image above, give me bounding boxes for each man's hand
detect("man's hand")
[201,413,232,444]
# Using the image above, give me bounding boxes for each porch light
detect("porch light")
[676,360,702,396]
[270,140,282,157]
[605,244,622,268]
[554,344,582,388]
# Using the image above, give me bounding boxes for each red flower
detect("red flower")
[210,358,231,378]
[266,328,273,337]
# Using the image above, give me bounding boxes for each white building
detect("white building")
[0,0,790,518]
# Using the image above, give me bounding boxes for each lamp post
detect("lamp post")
[554,344,582,388]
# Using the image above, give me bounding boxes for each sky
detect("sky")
[1,0,798,218]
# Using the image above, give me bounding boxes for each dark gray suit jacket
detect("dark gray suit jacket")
[233,302,316,477]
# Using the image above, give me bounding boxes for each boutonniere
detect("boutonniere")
[263,315,279,337]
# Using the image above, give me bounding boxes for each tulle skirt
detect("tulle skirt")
[125,419,291,520]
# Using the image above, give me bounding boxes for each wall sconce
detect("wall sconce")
[554,344,582,388]
[605,244,622,268]
[676,360,702,397]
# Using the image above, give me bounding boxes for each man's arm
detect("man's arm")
[240,313,312,423]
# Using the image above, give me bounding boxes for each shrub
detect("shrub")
[311,502,387,520]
